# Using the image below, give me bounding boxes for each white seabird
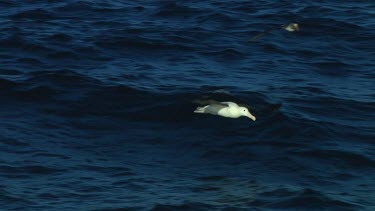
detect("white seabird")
[194,101,256,121]
[283,23,299,32]
[247,23,299,42]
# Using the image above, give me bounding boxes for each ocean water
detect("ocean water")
[0,0,374,210]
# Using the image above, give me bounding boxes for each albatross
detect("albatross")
[247,23,300,42]
[194,101,256,121]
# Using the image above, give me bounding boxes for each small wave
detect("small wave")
[53,1,102,17]
[0,78,17,89]
[196,13,237,26]
[292,149,375,169]
[94,36,193,52]
[0,189,33,204]
[37,193,59,200]
[313,61,353,77]
[225,140,306,150]
[77,165,133,175]
[45,33,74,42]
[151,202,215,211]
[25,70,100,86]
[0,36,53,54]
[0,165,63,175]
[266,188,360,210]
[0,71,102,102]
[47,50,79,60]
[200,48,247,60]
[195,175,227,181]
[153,2,203,18]
[298,6,340,16]
[31,152,70,160]
[261,43,289,54]
[201,149,256,162]
[285,95,375,125]
[53,1,129,16]
[17,58,44,65]
[0,1,18,6]
[0,137,30,147]
[222,2,258,13]
[9,86,59,101]
[11,9,57,20]
[298,17,365,39]
[93,207,145,211]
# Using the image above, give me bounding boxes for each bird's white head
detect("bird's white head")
[239,107,256,121]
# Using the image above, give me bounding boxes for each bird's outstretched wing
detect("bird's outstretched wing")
[219,102,238,107]
[193,99,221,106]
[194,99,251,109]
[247,25,282,43]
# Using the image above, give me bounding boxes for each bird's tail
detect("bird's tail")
[194,106,206,113]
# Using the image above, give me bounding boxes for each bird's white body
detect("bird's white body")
[283,23,299,32]
[194,101,256,121]
[217,102,246,118]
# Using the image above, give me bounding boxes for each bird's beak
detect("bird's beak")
[247,113,256,121]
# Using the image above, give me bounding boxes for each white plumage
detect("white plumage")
[194,101,256,121]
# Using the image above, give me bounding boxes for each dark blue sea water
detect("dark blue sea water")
[1,1,374,210]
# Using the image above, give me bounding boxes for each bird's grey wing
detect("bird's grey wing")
[193,99,221,106]
[204,103,228,115]
[247,25,283,43]
[219,102,238,107]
